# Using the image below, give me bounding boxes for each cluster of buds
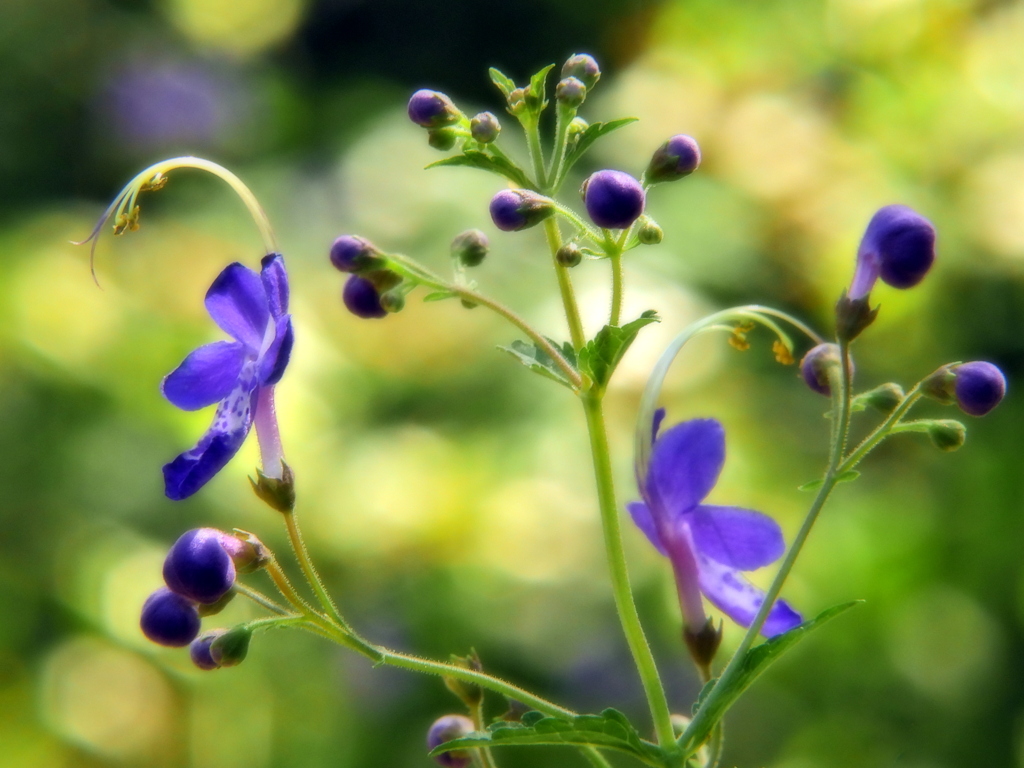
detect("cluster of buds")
[140,529,266,668]
[329,235,408,319]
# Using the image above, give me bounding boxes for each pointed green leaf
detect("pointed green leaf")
[577,310,659,391]
[489,67,516,98]
[560,118,638,180]
[426,150,535,190]
[498,339,577,389]
[797,478,823,492]
[528,63,555,106]
[683,601,862,751]
[430,709,666,767]
[836,469,860,484]
[422,290,457,303]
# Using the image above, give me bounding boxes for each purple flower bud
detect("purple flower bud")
[343,275,388,319]
[407,89,460,128]
[561,54,601,89]
[954,361,1006,416]
[582,170,645,230]
[470,112,500,144]
[800,343,845,396]
[555,77,587,107]
[451,229,489,267]
[849,205,936,300]
[163,528,236,605]
[330,235,380,273]
[190,630,226,670]
[488,189,554,231]
[646,134,702,184]
[140,587,201,647]
[427,714,475,768]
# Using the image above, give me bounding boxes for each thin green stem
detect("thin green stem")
[265,560,319,617]
[524,116,548,190]
[245,615,306,632]
[582,394,676,748]
[682,345,854,754]
[580,747,614,768]
[471,699,499,768]
[283,510,351,631]
[840,386,923,472]
[543,218,587,350]
[234,583,291,615]
[548,106,575,193]
[610,252,624,327]
[554,203,602,241]
[705,723,724,768]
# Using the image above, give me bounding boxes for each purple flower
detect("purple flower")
[955,361,1006,416]
[162,254,293,500]
[140,587,201,647]
[582,170,645,229]
[849,205,936,300]
[426,715,474,768]
[163,528,237,604]
[629,415,801,637]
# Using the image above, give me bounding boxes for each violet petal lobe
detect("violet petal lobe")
[260,253,289,319]
[205,263,271,350]
[259,314,293,386]
[162,340,246,411]
[163,362,258,500]
[647,419,725,516]
[627,502,668,556]
[688,505,786,571]
[695,553,802,637]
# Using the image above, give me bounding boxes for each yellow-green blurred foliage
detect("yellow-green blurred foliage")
[0,0,1022,766]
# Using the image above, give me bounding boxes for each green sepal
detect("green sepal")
[797,469,860,492]
[682,601,862,753]
[425,150,535,190]
[210,624,253,667]
[559,118,638,182]
[430,709,665,767]
[489,67,516,99]
[577,310,659,392]
[249,462,295,513]
[499,339,577,390]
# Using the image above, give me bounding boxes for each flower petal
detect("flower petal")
[647,419,725,517]
[695,553,802,637]
[163,362,258,500]
[260,253,289,318]
[627,502,668,556]
[259,314,293,386]
[162,341,246,411]
[205,263,270,350]
[688,505,785,571]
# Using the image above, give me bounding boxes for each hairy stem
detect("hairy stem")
[283,509,351,631]
[543,217,587,350]
[234,582,291,615]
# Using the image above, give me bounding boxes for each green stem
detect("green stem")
[580,747,614,768]
[234,582,291,615]
[548,106,574,193]
[682,345,854,753]
[610,251,624,327]
[705,723,724,768]
[543,218,587,350]
[839,385,923,472]
[524,115,548,191]
[265,560,319,617]
[283,509,351,631]
[471,699,499,768]
[582,394,676,748]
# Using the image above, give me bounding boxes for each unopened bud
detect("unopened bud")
[927,419,966,451]
[442,651,483,707]
[470,112,500,144]
[427,715,475,768]
[555,77,586,108]
[856,382,905,414]
[637,216,663,245]
[953,361,1006,417]
[408,89,461,128]
[451,229,489,267]
[800,343,844,396]
[428,128,459,152]
[210,624,252,667]
[561,53,601,89]
[489,189,554,231]
[556,242,583,267]
[646,134,701,184]
[380,289,406,313]
[921,364,957,405]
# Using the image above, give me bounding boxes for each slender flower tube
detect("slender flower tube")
[629,413,801,637]
[162,254,293,499]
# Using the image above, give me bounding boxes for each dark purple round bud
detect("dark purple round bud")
[451,229,489,267]
[343,275,389,319]
[849,205,936,299]
[189,630,226,670]
[646,134,702,184]
[954,361,1006,416]
[408,89,461,128]
[470,112,500,144]
[555,77,587,108]
[561,54,601,89]
[582,170,645,230]
[488,189,555,231]
[163,528,236,605]
[330,235,380,273]
[140,587,201,647]
[427,714,475,768]
[800,343,844,396]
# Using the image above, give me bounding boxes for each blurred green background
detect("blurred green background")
[1,0,1023,766]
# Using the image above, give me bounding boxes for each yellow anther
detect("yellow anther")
[772,340,795,365]
[139,173,167,192]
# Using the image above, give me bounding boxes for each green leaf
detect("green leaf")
[430,709,665,767]
[499,339,577,390]
[560,118,638,179]
[683,601,861,751]
[577,310,659,391]
[528,63,555,106]
[489,67,516,98]
[422,290,457,302]
[426,150,535,190]
[798,469,860,492]
[797,478,823,492]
